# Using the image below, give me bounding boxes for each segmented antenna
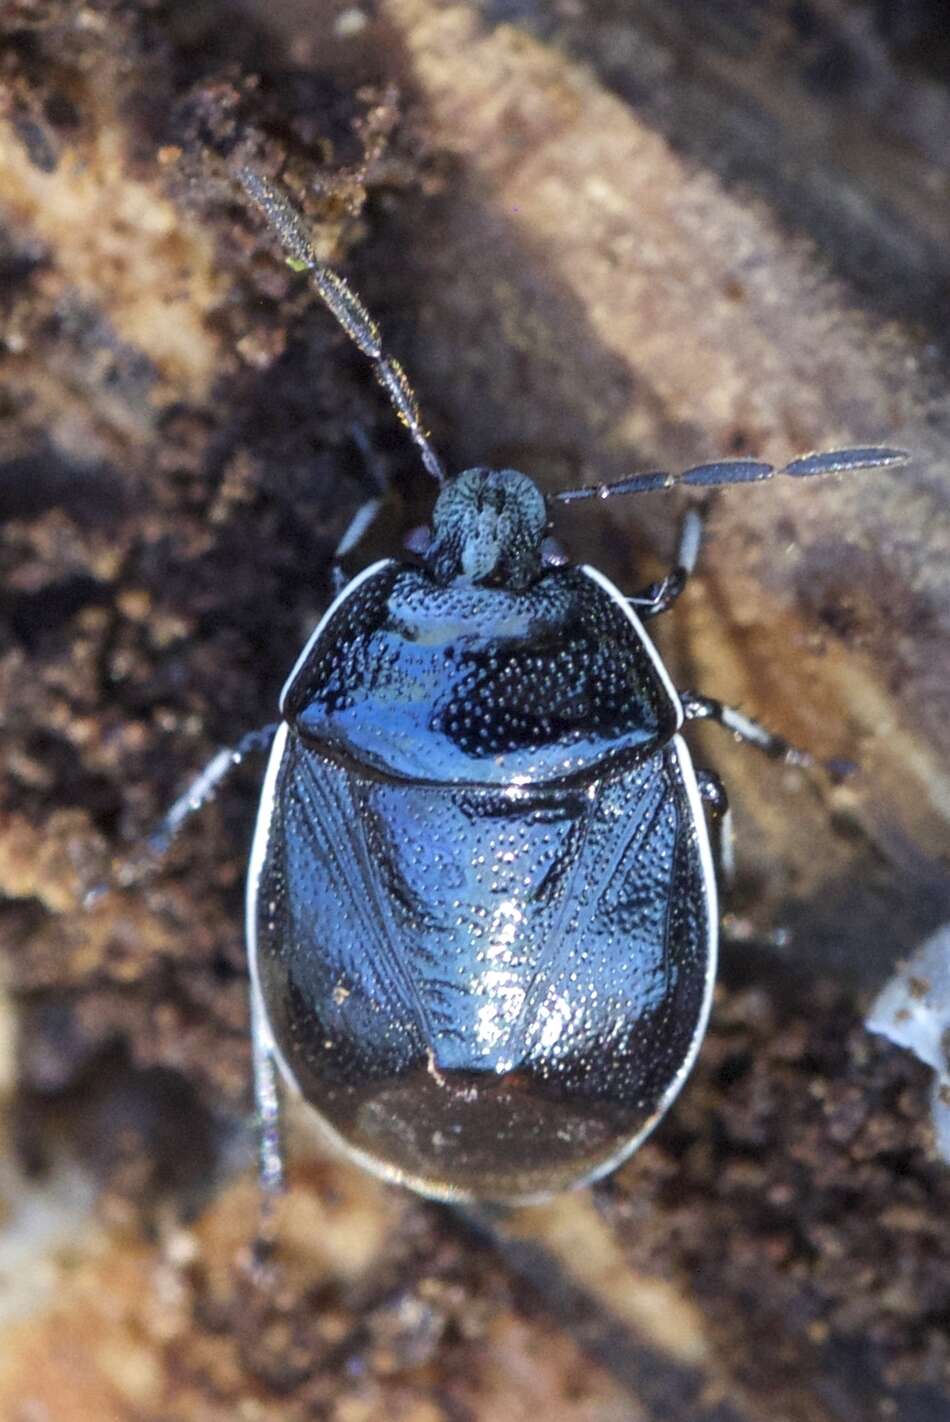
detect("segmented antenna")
[554,446,909,505]
[238,167,446,487]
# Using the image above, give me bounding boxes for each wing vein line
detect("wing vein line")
[506,768,665,1049]
[298,747,437,1045]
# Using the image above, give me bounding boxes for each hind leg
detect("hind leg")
[696,767,735,888]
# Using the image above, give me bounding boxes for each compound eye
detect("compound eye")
[403,524,431,555]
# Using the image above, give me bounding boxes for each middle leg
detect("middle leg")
[146,723,280,860]
[681,692,815,769]
[84,724,280,905]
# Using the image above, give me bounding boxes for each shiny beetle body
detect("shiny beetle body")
[247,471,716,1201]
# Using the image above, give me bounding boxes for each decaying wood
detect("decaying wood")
[0,2,947,1419]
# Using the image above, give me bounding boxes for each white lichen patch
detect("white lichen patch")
[867,924,950,1164]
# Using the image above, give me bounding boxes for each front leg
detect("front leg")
[329,495,384,595]
[628,508,703,619]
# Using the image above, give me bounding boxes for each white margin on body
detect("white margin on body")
[278,557,395,714]
[247,558,395,1092]
[569,732,718,1197]
[244,557,718,1203]
[555,563,716,1195]
[579,562,685,732]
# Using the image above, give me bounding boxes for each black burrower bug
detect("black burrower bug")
[143,168,907,1207]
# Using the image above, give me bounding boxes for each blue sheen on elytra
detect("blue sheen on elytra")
[253,472,714,1201]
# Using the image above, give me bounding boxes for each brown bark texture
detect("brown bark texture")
[0,2,948,1420]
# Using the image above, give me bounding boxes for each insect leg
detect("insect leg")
[329,495,384,595]
[328,410,405,592]
[696,767,727,816]
[146,724,279,860]
[681,693,814,768]
[628,508,703,619]
[697,768,735,887]
[84,726,280,907]
[251,987,285,1256]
